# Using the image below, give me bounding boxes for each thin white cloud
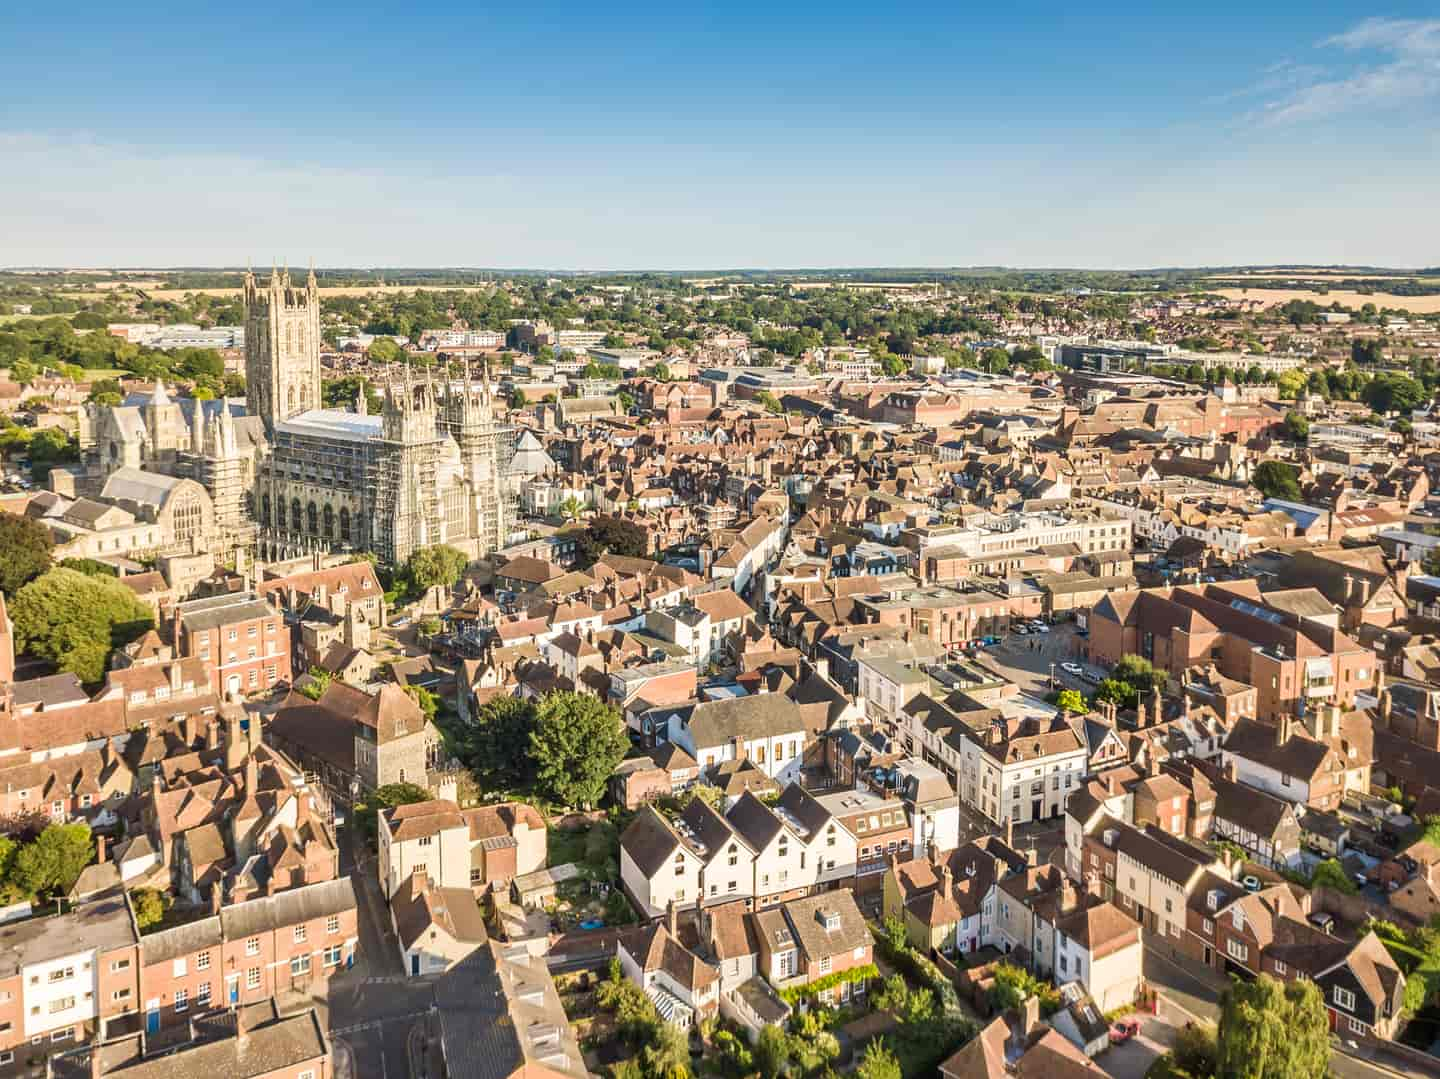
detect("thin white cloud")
[1259,16,1440,123]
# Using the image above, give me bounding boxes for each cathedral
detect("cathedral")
[80,266,512,566]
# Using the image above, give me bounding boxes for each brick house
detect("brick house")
[138,878,357,1032]
[1089,584,1375,718]
[173,592,290,699]
[0,888,140,1074]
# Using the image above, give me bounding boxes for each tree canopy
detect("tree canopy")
[0,511,53,595]
[1251,460,1302,502]
[576,516,649,566]
[461,695,537,788]
[1217,974,1329,1079]
[10,567,153,682]
[407,544,468,591]
[528,692,629,808]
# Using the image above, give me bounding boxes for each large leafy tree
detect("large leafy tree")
[11,567,153,682]
[576,515,649,566]
[528,692,628,808]
[1216,974,1329,1079]
[0,511,53,595]
[1251,460,1302,502]
[12,823,92,898]
[407,544,468,591]
[462,695,536,788]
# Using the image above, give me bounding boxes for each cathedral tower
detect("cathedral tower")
[244,264,321,434]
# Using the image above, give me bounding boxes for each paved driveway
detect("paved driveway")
[1100,1012,1174,1079]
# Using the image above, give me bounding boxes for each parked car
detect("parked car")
[1030,623,1050,634]
[1013,625,1029,635]
[1074,628,1089,638]
[1061,662,1084,676]
[1109,1018,1141,1044]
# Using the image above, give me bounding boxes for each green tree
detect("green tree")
[641,1019,691,1079]
[0,511,53,594]
[529,692,629,808]
[131,887,170,930]
[1275,370,1308,400]
[1055,689,1087,714]
[323,375,382,414]
[980,347,1011,374]
[880,354,906,377]
[13,823,92,898]
[1217,974,1329,1079]
[1113,654,1166,695]
[1093,677,1139,710]
[461,695,537,787]
[1173,1020,1218,1078]
[1362,373,1426,414]
[576,516,649,565]
[367,337,404,363]
[509,389,527,410]
[1251,460,1302,501]
[404,684,439,723]
[854,1040,902,1079]
[1310,858,1357,895]
[10,359,37,386]
[1351,338,1386,365]
[11,567,153,682]
[407,544,468,591]
[754,1024,792,1079]
[617,389,636,412]
[558,496,584,523]
[297,666,333,700]
[756,390,783,413]
[1282,411,1310,441]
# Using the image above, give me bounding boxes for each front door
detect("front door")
[145,1003,160,1035]
[227,976,239,1005]
[411,953,420,976]
[1032,800,1042,821]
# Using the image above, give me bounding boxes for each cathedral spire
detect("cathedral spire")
[152,377,170,406]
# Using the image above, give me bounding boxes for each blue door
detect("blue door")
[146,1008,160,1035]
[411,954,420,976]
[229,979,239,1004]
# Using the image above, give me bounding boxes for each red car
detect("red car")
[1109,1018,1141,1044]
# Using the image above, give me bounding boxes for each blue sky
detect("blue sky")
[2,2,1437,268]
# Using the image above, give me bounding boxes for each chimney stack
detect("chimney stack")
[939,863,953,897]
[1137,703,1147,729]
[667,898,678,938]
[95,835,106,863]
[1381,688,1393,729]
[1225,757,1238,782]
[1005,817,1014,849]
[1150,686,1162,725]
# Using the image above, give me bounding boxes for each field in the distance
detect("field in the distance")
[1212,287,1440,313]
[142,284,496,301]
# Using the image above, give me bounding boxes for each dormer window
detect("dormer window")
[1207,889,1221,911]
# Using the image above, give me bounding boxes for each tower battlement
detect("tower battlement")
[244,262,322,433]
